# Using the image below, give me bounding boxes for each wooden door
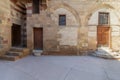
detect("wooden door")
[12,24,21,47]
[34,28,43,50]
[97,27,110,47]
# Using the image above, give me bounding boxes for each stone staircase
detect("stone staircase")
[0,47,30,61]
[92,47,120,59]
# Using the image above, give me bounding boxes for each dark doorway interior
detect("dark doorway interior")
[34,28,43,50]
[12,24,21,47]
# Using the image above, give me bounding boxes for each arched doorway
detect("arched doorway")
[88,6,120,50]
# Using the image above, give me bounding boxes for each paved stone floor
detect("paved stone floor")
[0,56,120,80]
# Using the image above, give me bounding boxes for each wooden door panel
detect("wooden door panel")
[34,28,43,50]
[97,27,110,47]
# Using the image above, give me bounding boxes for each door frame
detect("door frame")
[97,26,111,48]
[33,27,43,50]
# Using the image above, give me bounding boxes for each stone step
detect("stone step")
[93,48,120,59]
[112,55,120,59]
[0,47,30,61]
[95,51,119,56]
[97,47,112,54]
[6,51,23,56]
[96,51,111,54]
[0,55,20,61]
[33,50,43,56]
[97,48,112,51]
[10,47,23,52]
[10,47,30,56]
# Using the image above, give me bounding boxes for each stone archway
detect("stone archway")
[48,3,82,55]
[87,3,120,51]
[49,2,81,26]
[86,4,115,25]
[10,0,27,47]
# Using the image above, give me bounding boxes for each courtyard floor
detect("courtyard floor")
[0,56,120,80]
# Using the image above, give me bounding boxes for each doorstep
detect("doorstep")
[33,50,43,56]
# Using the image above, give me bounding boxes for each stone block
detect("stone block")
[44,40,58,51]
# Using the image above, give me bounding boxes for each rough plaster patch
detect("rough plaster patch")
[112,32,120,36]
[88,26,97,31]
[111,26,120,32]
[88,32,97,37]
[59,27,78,46]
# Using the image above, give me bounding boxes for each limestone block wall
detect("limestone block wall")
[88,26,97,50]
[47,0,97,55]
[58,27,78,46]
[11,1,27,47]
[27,9,58,52]
[0,0,11,55]
[111,26,120,51]
[26,0,120,55]
[50,7,79,55]
[0,0,27,55]
[57,27,78,55]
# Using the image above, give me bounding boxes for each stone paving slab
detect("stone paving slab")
[0,56,120,80]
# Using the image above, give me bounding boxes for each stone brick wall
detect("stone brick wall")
[1,0,120,55]
[26,0,120,55]
[0,0,27,55]
[11,1,27,47]
[0,0,11,55]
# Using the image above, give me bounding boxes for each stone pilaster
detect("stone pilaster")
[78,15,88,55]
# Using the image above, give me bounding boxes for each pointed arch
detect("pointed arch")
[86,4,115,23]
[49,2,81,26]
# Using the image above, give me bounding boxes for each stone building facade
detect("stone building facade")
[0,0,27,55]
[0,0,120,56]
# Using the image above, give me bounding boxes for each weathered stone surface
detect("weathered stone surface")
[58,27,78,46]
[25,0,120,55]
[1,0,120,56]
